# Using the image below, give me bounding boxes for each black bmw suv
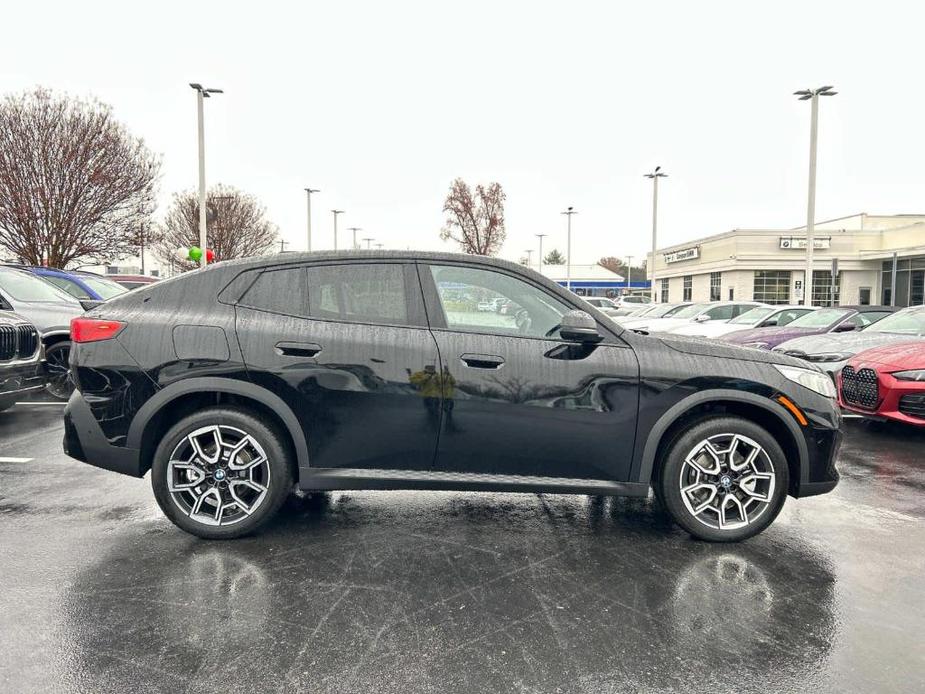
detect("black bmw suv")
[63,252,840,541]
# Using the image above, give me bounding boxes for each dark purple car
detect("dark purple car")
[721,305,898,350]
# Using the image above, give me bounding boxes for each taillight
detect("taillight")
[70,318,126,343]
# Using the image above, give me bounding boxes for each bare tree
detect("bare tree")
[156,185,278,272]
[440,178,506,255]
[0,88,160,267]
[544,248,566,265]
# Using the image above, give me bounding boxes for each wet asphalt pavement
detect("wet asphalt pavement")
[0,405,923,694]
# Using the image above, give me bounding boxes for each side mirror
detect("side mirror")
[559,310,603,343]
[833,322,857,333]
[694,314,711,323]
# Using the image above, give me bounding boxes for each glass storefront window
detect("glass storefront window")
[753,271,791,304]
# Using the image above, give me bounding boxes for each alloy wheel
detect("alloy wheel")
[167,425,272,527]
[45,344,74,400]
[678,433,776,531]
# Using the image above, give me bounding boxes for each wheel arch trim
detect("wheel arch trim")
[635,388,809,487]
[125,377,310,471]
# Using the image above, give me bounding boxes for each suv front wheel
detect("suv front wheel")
[657,416,789,542]
[151,407,294,539]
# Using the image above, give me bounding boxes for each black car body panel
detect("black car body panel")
[63,251,840,500]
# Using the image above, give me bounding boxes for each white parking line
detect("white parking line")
[0,457,33,463]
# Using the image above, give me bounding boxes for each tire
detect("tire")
[656,416,789,542]
[45,340,74,401]
[150,407,294,539]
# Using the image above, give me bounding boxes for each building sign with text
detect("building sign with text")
[779,236,831,250]
[663,246,700,264]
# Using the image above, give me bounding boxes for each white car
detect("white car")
[477,301,493,312]
[626,301,765,333]
[583,297,621,317]
[664,305,816,339]
[615,302,693,326]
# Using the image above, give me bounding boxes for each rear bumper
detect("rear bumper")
[0,360,46,401]
[63,390,144,477]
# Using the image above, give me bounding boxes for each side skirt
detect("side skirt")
[298,467,650,497]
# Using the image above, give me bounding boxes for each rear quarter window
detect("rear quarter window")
[240,267,309,317]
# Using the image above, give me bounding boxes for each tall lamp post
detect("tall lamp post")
[535,233,547,276]
[331,210,344,250]
[189,83,223,268]
[561,207,577,291]
[524,249,533,267]
[794,86,837,307]
[347,227,362,250]
[625,255,634,295]
[644,167,667,301]
[304,188,319,252]
[362,237,375,249]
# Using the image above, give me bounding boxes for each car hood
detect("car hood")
[722,325,824,346]
[6,300,83,334]
[775,331,925,357]
[657,332,810,368]
[634,317,713,332]
[667,322,749,337]
[848,341,925,371]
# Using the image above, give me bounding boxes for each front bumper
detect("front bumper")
[840,372,925,426]
[63,390,144,477]
[0,360,46,401]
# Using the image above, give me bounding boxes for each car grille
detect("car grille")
[898,394,925,420]
[840,366,879,409]
[0,324,40,362]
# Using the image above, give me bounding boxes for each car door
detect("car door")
[420,262,640,482]
[234,261,441,471]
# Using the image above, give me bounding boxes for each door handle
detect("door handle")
[275,341,322,358]
[460,353,505,369]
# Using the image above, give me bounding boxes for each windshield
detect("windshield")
[0,270,77,303]
[729,307,776,325]
[670,303,711,319]
[865,310,925,336]
[788,308,850,329]
[80,275,129,300]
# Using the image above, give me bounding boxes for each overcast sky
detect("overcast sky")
[2,0,922,266]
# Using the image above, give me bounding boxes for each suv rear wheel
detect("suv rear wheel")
[151,407,294,539]
[657,416,789,542]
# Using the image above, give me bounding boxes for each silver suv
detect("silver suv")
[0,310,44,412]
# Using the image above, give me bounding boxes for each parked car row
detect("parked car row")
[0,265,159,407]
[606,298,925,426]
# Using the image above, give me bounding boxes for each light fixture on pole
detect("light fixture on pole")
[375,243,384,249]
[331,210,344,250]
[362,237,374,249]
[524,249,533,267]
[304,188,320,252]
[535,233,547,276]
[644,166,667,301]
[189,83,223,268]
[561,207,577,291]
[347,227,362,250]
[794,85,837,307]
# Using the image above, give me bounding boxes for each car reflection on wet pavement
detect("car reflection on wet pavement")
[0,406,923,693]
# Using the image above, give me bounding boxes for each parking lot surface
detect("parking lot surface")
[1,405,923,693]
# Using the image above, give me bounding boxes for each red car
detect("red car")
[838,341,925,425]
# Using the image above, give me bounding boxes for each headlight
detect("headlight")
[893,369,925,382]
[774,364,837,398]
[804,352,853,363]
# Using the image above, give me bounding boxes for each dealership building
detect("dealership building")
[651,213,925,308]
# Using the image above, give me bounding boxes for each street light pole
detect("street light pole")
[561,207,577,291]
[524,249,533,267]
[644,167,667,301]
[625,255,634,294]
[794,86,837,307]
[362,237,374,249]
[331,210,344,250]
[347,227,362,250]
[189,83,223,268]
[535,233,547,277]
[304,188,319,252]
